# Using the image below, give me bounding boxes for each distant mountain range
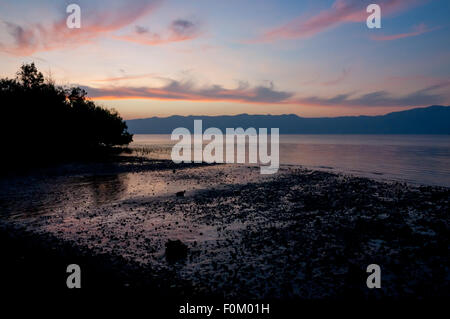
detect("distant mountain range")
[126,105,450,134]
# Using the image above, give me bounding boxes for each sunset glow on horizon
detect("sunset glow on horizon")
[1,0,449,119]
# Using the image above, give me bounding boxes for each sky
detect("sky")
[0,0,449,119]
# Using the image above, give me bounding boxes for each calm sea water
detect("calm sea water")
[131,134,450,187]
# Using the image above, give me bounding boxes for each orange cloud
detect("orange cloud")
[80,78,449,108]
[93,73,156,82]
[82,80,293,104]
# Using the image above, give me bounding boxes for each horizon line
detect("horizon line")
[125,105,449,121]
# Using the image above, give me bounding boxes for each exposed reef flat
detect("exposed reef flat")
[0,157,448,298]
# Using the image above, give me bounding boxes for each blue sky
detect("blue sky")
[0,0,449,119]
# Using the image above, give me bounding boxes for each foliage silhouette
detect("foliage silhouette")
[0,63,133,167]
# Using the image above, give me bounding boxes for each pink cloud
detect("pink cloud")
[293,80,450,107]
[371,23,436,41]
[255,0,424,42]
[0,0,200,56]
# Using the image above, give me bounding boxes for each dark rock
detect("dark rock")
[176,190,186,197]
[165,239,188,263]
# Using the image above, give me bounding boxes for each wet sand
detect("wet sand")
[0,156,448,298]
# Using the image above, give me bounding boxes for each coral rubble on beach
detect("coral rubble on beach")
[0,157,448,298]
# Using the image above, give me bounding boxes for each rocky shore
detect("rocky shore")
[0,156,448,298]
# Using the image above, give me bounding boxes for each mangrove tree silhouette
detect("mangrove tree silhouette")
[0,63,133,166]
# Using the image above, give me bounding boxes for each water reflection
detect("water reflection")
[0,173,129,218]
[132,134,450,187]
[88,175,128,206]
[279,142,450,186]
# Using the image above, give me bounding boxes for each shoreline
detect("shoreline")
[0,156,448,298]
